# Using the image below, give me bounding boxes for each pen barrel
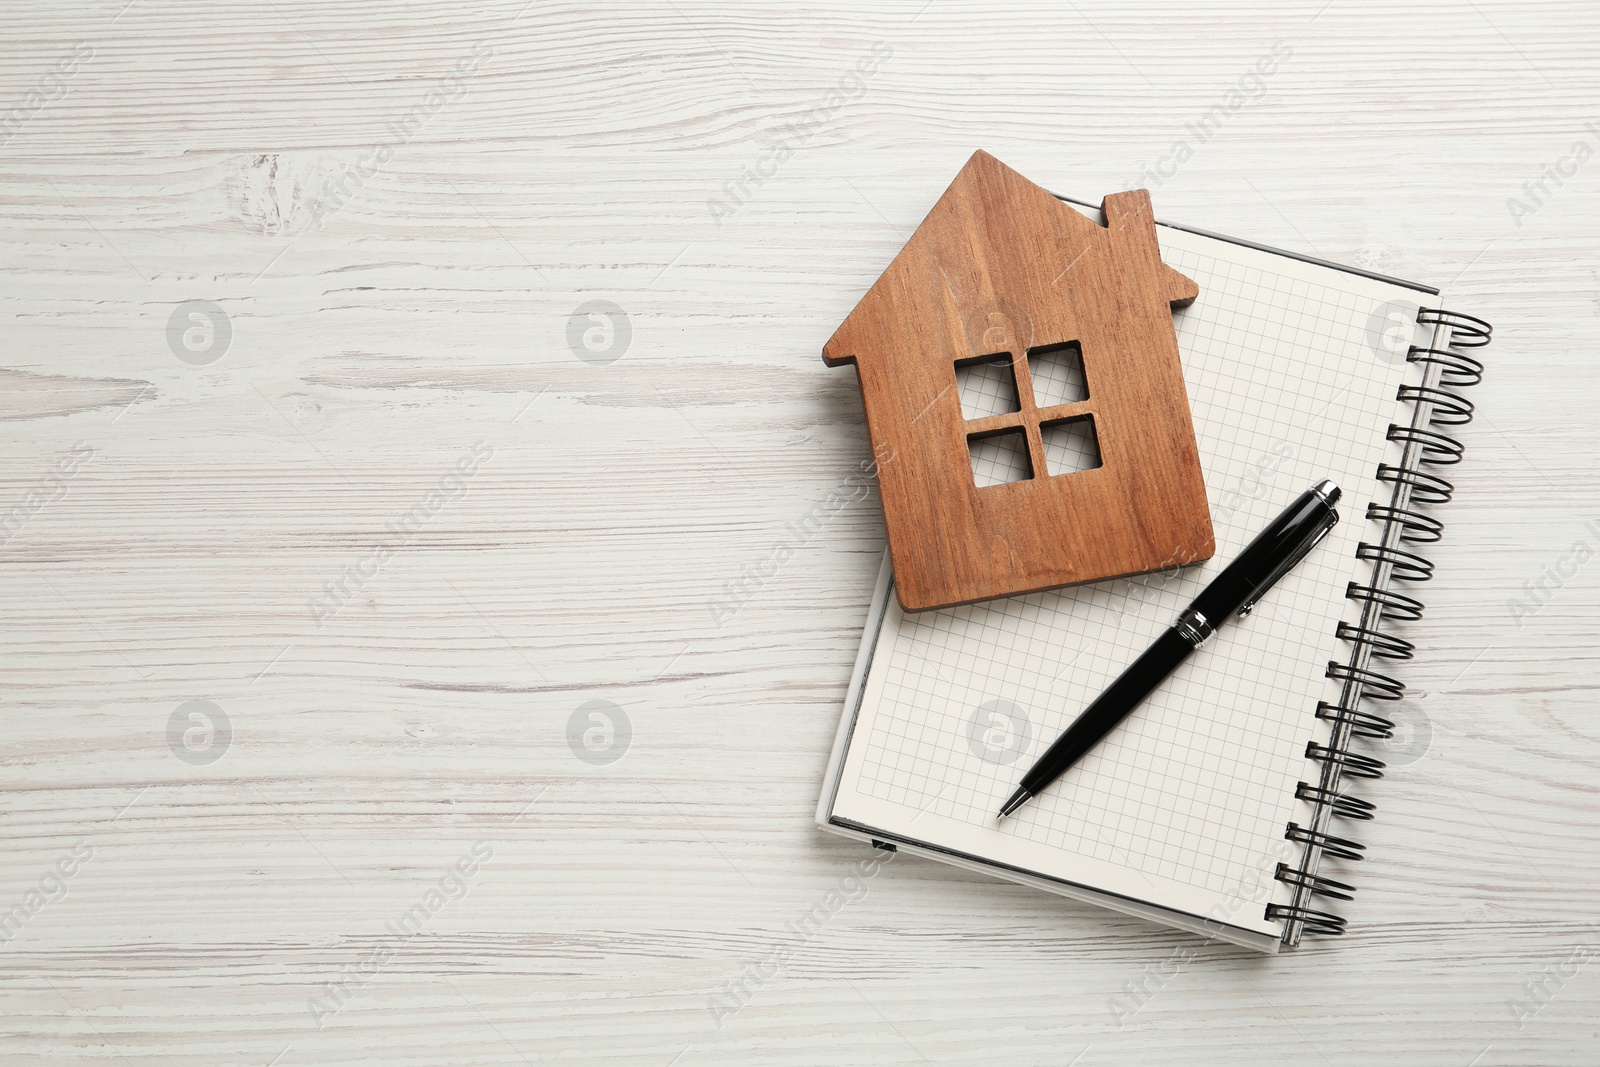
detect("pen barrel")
[1020,629,1192,791]
[1187,489,1337,625]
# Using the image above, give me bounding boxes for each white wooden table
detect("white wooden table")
[3,2,1596,1063]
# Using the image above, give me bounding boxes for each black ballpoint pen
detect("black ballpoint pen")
[998,479,1343,819]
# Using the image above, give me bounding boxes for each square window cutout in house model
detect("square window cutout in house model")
[823,150,1215,612]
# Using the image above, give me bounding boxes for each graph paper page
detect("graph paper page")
[829,221,1431,937]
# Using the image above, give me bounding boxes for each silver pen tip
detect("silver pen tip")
[998,787,1032,819]
[1312,479,1341,506]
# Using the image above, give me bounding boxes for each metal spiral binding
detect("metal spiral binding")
[1273,306,1491,946]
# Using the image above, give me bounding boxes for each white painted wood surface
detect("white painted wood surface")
[2,1,1596,1063]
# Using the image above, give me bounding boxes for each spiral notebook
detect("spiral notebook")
[816,199,1490,952]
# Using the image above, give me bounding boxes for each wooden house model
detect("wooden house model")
[823,150,1215,611]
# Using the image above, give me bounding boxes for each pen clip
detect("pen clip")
[1237,509,1339,618]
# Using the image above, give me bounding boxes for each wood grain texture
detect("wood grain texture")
[823,151,1213,611]
[0,1,1597,1064]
